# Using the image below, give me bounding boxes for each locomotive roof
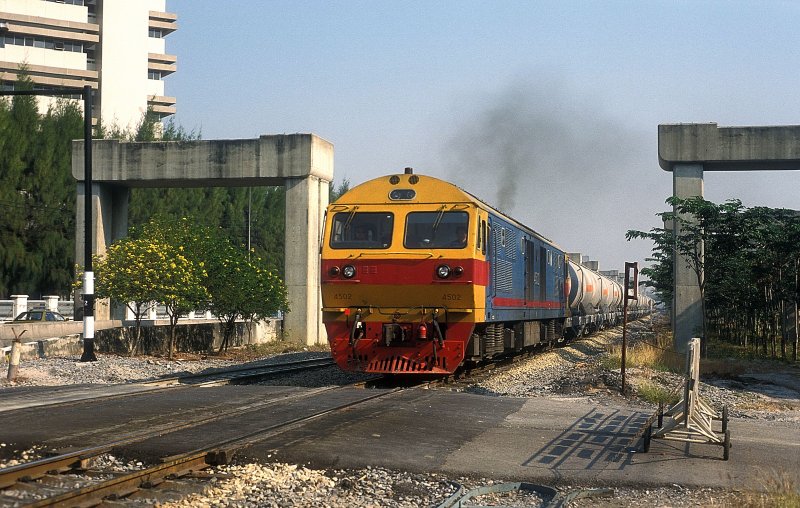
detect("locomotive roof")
[334,172,561,249]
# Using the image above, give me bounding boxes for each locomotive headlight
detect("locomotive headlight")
[342,265,356,279]
[436,264,451,279]
[328,266,341,277]
[453,266,464,277]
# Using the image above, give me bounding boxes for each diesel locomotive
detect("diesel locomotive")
[320,169,653,375]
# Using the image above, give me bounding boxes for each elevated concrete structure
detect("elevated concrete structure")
[659,123,800,351]
[72,134,333,345]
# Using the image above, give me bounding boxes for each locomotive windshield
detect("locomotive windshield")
[329,212,394,249]
[404,211,469,249]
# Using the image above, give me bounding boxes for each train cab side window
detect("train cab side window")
[547,250,553,265]
[330,212,394,249]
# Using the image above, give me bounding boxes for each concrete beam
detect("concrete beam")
[72,134,334,187]
[659,123,800,172]
[73,134,333,345]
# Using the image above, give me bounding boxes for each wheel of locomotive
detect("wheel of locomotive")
[723,429,731,461]
[721,405,728,434]
[642,424,652,453]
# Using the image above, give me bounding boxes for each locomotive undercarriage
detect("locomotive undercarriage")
[465,319,565,362]
[327,308,653,375]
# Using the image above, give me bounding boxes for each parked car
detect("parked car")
[10,310,68,322]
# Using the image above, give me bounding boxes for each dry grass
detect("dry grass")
[606,341,685,372]
[738,471,800,508]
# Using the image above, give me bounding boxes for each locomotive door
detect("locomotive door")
[539,246,547,302]
[524,239,534,304]
[486,220,495,303]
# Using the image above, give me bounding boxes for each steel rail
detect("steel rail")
[1,357,337,414]
[20,451,211,508]
[163,385,404,459]
[0,386,332,488]
[7,383,399,506]
[139,356,335,386]
[0,374,383,490]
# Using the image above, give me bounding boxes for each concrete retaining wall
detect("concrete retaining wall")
[1,319,282,362]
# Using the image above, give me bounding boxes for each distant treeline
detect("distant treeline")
[629,197,799,362]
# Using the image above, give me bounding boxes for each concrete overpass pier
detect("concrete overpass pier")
[73,134,333,345]
[658,123,800,351]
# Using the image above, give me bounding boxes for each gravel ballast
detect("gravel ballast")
[1,321,799,507]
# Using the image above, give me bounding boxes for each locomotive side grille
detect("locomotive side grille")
[496,259,514,293]
[505,229,517,260]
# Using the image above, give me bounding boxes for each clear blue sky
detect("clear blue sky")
[167,0,800,271]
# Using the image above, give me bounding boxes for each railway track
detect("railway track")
[0,356,338,413]
[0,380,397,506]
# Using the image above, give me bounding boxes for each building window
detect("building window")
[3,35,83,52]
[44,0,86,5]
[148,70,162,80]
[148,28,163,38]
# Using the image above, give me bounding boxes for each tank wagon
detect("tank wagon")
[320,170,653,375]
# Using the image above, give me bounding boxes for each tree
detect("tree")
[28,100,82,294]
[200,228,288,352]
[136,217,209,359]
[0,71,82,297]
[630,197,800,362]
[94,235,179,355]
[627,225,673,310]
[330,178,351,203]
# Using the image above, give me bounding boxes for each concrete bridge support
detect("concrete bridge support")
[73,134,333,345]
[659,123,800,352]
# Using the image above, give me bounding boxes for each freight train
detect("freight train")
[320,169,653,375]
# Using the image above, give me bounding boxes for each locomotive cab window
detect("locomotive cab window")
[330,212,394,249]
[404,211,469,249]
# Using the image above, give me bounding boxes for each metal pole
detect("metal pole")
[621,262,638,395]
[621,290,629,394]
[80,85,96,361]
[247,186,252,260]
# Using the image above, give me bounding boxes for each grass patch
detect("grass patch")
[635,381,679,405]
[606,342,684,372]
[600,355,620,370]
[739,472,800,507]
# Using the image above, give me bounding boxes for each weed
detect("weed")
[636,381,678,405]
[606,342,684,372]
[739,471,800,507]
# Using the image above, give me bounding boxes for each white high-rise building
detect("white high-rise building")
[0,0,177,130]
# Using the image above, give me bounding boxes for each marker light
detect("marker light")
[453,266,464,277]
[328,266,340,277]
[436,264,451,279]
[342,265,356,279]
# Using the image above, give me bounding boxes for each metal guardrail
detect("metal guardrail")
[0,300,75,321]
[0,299,283,323]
